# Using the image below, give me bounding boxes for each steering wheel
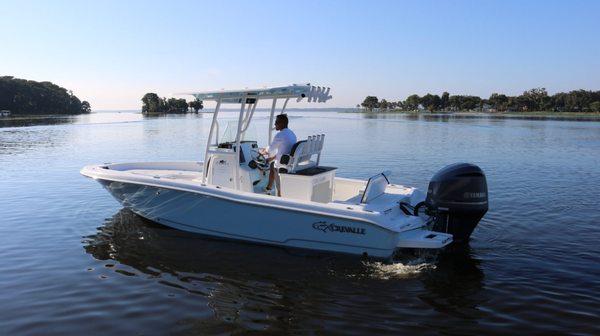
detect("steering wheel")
[249,150,271,171]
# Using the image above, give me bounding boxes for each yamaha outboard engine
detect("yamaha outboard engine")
[426,163,488,243]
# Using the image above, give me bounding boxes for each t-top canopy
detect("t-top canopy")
[179,83,332,104]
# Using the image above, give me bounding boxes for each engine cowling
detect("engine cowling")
[426,163,488,243]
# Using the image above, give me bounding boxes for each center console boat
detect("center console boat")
[81,84,488,258]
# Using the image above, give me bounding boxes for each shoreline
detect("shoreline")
[2,111,600,124]
[345,110,600,121]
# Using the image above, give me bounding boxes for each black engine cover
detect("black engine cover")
[426,163,488,242]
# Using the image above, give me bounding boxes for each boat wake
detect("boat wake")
[361,258,436,280]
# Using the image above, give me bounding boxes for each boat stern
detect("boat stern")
[396,229,453,249]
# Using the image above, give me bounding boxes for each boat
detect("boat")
[81,84,488,258]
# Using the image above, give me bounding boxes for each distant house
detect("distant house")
[482,104,493,112]
[0,110,11,117]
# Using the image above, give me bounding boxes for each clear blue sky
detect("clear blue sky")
[2,0,599,109]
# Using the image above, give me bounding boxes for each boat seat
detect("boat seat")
[361,172,390,203]
[278,134,325,174]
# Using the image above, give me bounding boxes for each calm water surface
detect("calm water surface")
[0,112,599,335]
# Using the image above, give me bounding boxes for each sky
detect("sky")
[2,0,600,110]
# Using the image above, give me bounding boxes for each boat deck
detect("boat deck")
[95,163,424,219]
[120,167,419,212]
[127,169,204,181]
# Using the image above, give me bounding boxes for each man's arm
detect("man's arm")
[262,133,282,160]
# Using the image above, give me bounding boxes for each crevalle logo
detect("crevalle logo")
[312,221,366,235]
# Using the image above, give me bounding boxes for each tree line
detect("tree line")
[361,88,600,113]
[141,93,203,114]
[0,76,91,115]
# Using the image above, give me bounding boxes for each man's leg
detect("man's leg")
[266,163,275,190]
[275,170,282,197]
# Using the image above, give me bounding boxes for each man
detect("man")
[260,114,296,195]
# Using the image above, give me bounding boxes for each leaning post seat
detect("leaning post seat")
[278,134,325,173]
[278,135,337,203]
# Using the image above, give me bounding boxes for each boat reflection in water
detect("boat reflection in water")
[83,209,486,334]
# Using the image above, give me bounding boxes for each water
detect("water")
[1,112,599,335]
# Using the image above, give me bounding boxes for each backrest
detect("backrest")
[289,140,307,157]
[279,134,325,173]
[294,134,324,164]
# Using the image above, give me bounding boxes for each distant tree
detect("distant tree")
[404,94,420,111]
[461,96,481,110]
[515,95,532,111]
[448,95,461,111]
[81,101,92,113]
[564,89,597,112]
[488,93,509,111]
[141,94,188,113]
[552,92,568,112]
[379,99,390,110]
[440,92,450,110]
[420,94,441,112]
[166,97,188,112]
[522,87,550,111]
[65,92,84,114]
[159,97,168,112]
[359,88,600,114]
[361,96,379,111]
[188,100,204,112]
[141,93,162,113]
[506,96,519,111]
[177,98,188,111]
[0,76,90,115]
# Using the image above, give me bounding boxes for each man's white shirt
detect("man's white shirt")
[267,128,297,162]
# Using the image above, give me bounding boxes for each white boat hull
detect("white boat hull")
[82,162,453,258]
[99,180,400,258]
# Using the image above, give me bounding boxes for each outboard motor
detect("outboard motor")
[426,163,488,243]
